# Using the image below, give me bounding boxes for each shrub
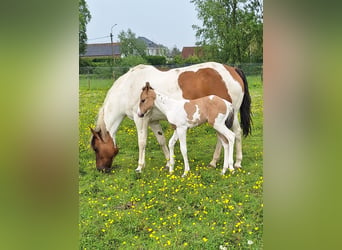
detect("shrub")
[144,55,166,65]
[120,55,148,67]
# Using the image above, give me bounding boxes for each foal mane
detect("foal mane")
[142,82,154,91]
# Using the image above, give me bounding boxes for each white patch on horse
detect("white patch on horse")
[190,105,201,124]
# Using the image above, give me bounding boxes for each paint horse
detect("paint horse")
[90,62,251,173]
[138,82,235,177]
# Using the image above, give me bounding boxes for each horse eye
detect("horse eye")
[141,99,145,103]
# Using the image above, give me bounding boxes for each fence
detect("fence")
[79,63,262,89]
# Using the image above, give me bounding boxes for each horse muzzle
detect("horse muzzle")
[97,166,112,173]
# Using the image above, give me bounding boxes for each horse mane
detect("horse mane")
[95,107,107,137]
[142,82,154,91]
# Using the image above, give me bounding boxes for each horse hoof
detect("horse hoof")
[181,172,189,178]
[135,169,142,173]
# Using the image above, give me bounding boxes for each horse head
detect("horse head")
[90,127,119,172]
[138,82,156,117]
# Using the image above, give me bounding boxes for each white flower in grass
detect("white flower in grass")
[219,245,227,250]
[247,240,254,245]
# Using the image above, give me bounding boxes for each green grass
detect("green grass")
[79,75,263,249]
[79,77,114,90]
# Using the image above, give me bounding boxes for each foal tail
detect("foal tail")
[235,68,252,137]
[225,109,234,129]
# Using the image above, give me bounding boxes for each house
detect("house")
[181,46,203,59]
[80,43,121,58]
[137,36,167,56]
[80,37,167,58]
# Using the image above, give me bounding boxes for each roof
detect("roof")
[181,46,203,59]
[138,36,158,48]
[81,43,121,57]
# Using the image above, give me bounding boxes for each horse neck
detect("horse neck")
[154,91,182,116]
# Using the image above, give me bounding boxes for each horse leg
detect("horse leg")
[176,127,190,177]
[215,126,235,175]
[232,113,243,168]
[168,130,179,174]
[134,114,149,173]
[149,121,170,170]
[208,135,222,168]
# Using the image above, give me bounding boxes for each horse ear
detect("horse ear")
[145,81,153,90]
[90,127,104,142]
[90,127,98,138]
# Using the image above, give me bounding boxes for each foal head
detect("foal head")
[138,82,156,118]
[90,127,119,172]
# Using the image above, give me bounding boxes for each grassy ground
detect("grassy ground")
[79,75,263,249]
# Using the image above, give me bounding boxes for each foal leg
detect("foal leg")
[168,131,179,173]
[232,114,243,168]
[208,135,222,168]
[133,114,149,173]
[149,121,170,169]
[176,127,190,177]
[215,127,235,175]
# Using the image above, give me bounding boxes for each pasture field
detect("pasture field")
[79,75,263,249]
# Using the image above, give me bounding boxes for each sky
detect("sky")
[85,0,202,50]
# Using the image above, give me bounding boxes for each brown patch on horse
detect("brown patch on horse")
[184,101,202,124]
[178,68,232,102]
[223,65,244,92]
[184,96,227,126]
[90,128,119,172]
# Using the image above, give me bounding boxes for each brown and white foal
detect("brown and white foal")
[138,82,235,177]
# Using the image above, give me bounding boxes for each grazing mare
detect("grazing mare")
[90,62,251,173]
[138,82,235,177]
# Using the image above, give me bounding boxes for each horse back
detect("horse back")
[176,63,244,106]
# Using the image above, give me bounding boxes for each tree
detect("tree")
[170,46,181,57]
[79,0,91,55]
[191,0,263,63]
[118,29,147,57]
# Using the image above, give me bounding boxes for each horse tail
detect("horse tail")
[225,108,234,129]
[235,68,252,137]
